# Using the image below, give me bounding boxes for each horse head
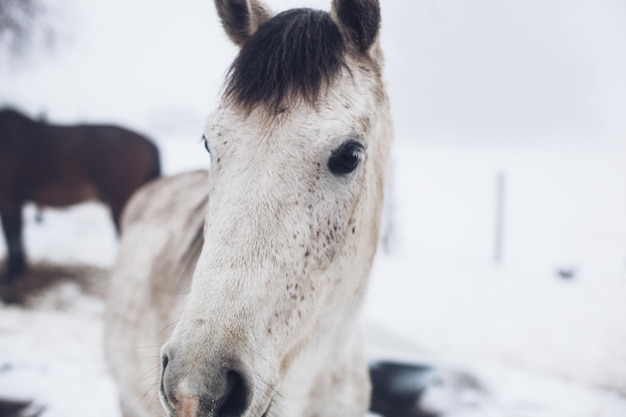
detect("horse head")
[159,1,391,416]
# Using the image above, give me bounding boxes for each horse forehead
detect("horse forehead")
[210,88,377,146]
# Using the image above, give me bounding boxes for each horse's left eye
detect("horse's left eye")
[328,140,364,176]
[202,135,211,155]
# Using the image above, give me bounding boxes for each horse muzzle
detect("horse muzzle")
[159,344,252,417]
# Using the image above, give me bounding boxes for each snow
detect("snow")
[364,143,626,416]
[0,286,120,417]
[1,1,626,416]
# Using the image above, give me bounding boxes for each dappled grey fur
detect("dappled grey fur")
[224,8,346,112]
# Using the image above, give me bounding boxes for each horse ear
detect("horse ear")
[214,0,273,47]
[331,0,381,53]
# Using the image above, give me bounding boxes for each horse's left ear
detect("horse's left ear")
[214,0,273,47]
[331,0,381,53]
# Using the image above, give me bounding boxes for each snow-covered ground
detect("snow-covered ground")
[365,144,626,417]
[1,1,626,416]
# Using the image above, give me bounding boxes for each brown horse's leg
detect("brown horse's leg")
[0,201,26,283]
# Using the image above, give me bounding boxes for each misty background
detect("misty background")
[2,0,626,148]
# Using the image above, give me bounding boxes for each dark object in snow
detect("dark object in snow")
[0,108,161,284]
[557,268,576,280]
[369,361,439,417]
[369,361,489,417]
[0,398,44,417]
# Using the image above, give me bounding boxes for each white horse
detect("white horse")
[104,0,393,416]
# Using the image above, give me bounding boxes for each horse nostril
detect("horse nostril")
[208,368,251,417]
[222,369,250,415]
[159,350,251,417]
[159,347,175,408]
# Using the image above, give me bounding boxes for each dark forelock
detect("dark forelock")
[224,9,346,112]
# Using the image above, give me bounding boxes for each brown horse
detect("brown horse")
[0,108,161,282]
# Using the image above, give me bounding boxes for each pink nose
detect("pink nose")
[160,347,251,417]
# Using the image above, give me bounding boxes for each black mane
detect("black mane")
[224,8,346,112]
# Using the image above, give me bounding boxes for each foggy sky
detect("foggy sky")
[2,0,625,148]
[379,0,626,146]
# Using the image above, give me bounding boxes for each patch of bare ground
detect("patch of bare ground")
[0,260,109,305]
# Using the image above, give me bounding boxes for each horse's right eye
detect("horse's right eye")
[328,140,365,176]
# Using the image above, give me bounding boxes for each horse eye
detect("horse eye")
[202,135,211,155]
[328,140,365,176]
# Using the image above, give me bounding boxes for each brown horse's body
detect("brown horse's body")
[0,108,161,282]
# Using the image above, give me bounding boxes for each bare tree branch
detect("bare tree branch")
[0,0,52,56]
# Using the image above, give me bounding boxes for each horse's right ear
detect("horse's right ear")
[332,0,381,54]
[214,0,273,47]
